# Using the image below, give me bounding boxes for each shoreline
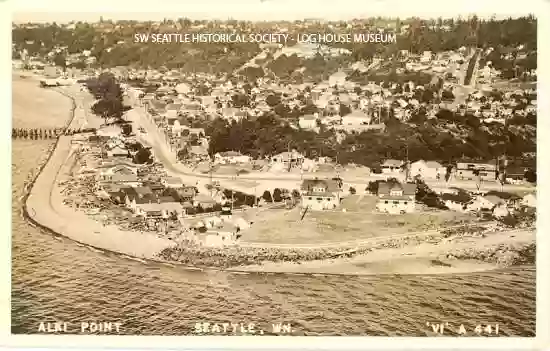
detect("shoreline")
[17,78,536,276]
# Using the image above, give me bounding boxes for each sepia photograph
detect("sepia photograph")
[7,0,545,344]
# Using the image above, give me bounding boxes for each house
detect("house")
[99,172,140,187]
[97,125,123,138]
[167,117,187,135]
[420,51,432,63]
[381,159,405,175]
[271,151,304,169]
[214,151,251,164]
[162,176,184,188]
[300,178,342,211]
[107,146,129,158]
[376,182,417,214]
[188,146,210,161]
[455,162,497,181]
[493,203,510,218]
[521,193,536,208]
[410,160,446,180]
[341,110,371,126]
[440,193,470,212]
[466,195,501,213]
[505,167,527,184]
[178,186,197,202]
[298,115,318,130]
[165,103,182,118]
[98,164,137,181]
[200,224,238,247]
[135,202,184,219]
[193,194,219,209]
[328,70,347,87]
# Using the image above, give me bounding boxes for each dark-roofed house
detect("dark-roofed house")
[455,162,497,181]
[376,182,417,214]
[300,178,342,210]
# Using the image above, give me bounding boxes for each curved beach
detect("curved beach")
[19,76,535,276]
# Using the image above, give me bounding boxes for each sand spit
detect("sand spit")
[22,84,174,260]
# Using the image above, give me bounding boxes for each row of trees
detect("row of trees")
[200,106,536,169]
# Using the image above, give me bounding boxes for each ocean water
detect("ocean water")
[11,140,536,336]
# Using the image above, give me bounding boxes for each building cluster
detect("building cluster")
[71,124,252,247]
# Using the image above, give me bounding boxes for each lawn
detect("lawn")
[240,195,476,245]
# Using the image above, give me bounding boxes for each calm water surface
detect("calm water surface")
[11,140,536,336]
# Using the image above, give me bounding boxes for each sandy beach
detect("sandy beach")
[17,76,536,276]
[12,74,73,129]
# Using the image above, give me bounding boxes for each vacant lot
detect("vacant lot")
[240,195,476,245]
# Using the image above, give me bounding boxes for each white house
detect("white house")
[214,151,251,164]
[135,202,184,219]
[376,182,417,214]
[298,115,318,130]
[410,160,446,180]
[381,159,405,175]
[162,176,184,188]
[466,195,502,212]
[300,178,342,211]
[521,193,536,208]
[341,110,371,126]
[420,51,432,63]
[328,70,347,87]
[271,151,304,169]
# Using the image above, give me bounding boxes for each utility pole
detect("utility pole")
[209,158,213,197]
[287,140,292,172]
[405,143,410,181]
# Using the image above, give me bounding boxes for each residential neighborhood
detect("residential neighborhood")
[11,10,539,338]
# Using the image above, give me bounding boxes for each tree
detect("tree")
[273,188,283,202]
[53,52,67,71]
[366,181,379,194]
[121,123,132,136]
[349,186,357,195]
[339,104,352,116]
[232,93,250,108]
[87,72,130,123]
[262,190,273,203]
[441,90,455,101]
[134,148,153,164]
[266,94,281,107]
[524,169,536,183]
[177,148,189,161]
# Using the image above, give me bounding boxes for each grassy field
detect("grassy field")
[240,194,476,245]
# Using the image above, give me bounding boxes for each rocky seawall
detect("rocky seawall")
[159,234,445,268]
[443,243,536,267]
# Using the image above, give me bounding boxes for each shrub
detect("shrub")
[262,190,273,202]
